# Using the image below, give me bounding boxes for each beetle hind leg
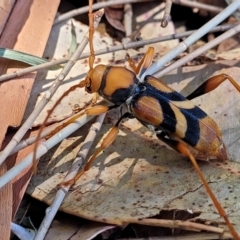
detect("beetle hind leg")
[157,133,239,239]
[186,73,240,100]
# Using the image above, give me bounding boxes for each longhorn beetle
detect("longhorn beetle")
[33,1,240,239]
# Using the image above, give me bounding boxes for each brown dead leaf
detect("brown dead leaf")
[198,0,226,18]
[45,220,81,240]
[71,222,116,240]
[26,1,240,235]
[104,4,125,32]
[206,48,240,61]
[28,61,240,234]
[217,17,240,54]
[46,217,116,240]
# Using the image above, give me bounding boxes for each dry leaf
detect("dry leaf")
[26,2,240,235]
[207,48,240,61]
[45,216,83,240]
[28,61,240,234]
[104,4,125,32]
[71,222,116,240]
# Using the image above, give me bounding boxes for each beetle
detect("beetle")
[35,47,239,239]
[32,3,240,239]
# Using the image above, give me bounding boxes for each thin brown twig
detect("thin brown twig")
[10,98,105,155]
[129,218,224,233]
[116,232,233,240]
[54,0,223,26]
[34,114,106,239]
[0,23,237,83]
[122,3,134,48]
[155,23,240,78]
[171,0,223,13]
[161,0,172,28]
[54,0,156,25]
[124,3,133,37]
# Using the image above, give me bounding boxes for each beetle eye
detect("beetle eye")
[86,85,92,91]
[86,78,92,92]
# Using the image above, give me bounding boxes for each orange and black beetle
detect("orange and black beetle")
[33,45,240,239]
[73,47,239,239]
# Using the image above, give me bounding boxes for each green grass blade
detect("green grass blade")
[0,48,62,70]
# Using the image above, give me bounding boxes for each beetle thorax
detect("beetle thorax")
[90,65,139,105]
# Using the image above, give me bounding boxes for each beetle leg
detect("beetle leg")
[46,105,118,139]
[156,133,239,240]
[91,92,99,106]
[126,53,138,73]
[126,47,154,78]
[33,105,116,173]
[186,73,240,100]
[62,112,133,186]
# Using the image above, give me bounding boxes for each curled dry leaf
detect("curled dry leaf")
[71,222,116,240]
[104,3,125,32]
[206,48,240,61]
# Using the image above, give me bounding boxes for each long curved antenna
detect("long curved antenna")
[32,3,104,173]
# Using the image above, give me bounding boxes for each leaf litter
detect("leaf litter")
[25,1,240,239]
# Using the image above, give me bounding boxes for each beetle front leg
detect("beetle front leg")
[126,47,154,78]
[186,73,240,100]
[46,105,114,139]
